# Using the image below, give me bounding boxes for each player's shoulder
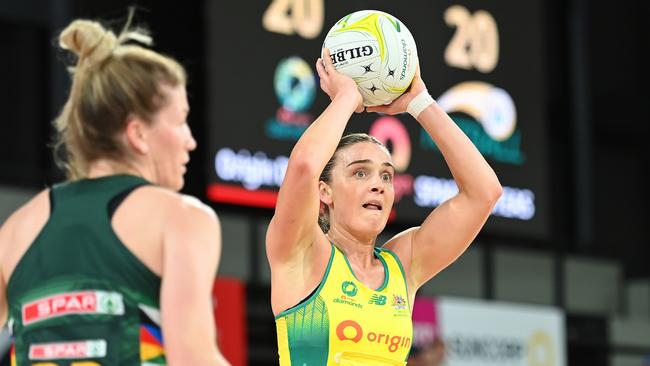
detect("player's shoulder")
[0,189,50,252]
[131,188,220,248]
[132,186,217,223]
[0,189,49,233]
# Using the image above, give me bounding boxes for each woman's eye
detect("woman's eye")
[355,170,366,178]
[382,173,393,182]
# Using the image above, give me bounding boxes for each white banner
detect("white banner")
[436,297,566,366]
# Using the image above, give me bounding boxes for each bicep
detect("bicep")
[410,193,493,287]
[267,161,320,263]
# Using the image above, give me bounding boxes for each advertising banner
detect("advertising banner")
[412,297,566,366]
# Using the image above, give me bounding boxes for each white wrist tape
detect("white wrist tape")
[407,90,435,119]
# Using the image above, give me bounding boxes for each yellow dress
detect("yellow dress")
[275,244,412,365]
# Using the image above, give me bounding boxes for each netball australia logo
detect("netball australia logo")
[421,81,525,165]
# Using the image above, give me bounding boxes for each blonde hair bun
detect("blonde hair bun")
[59,20,118,66]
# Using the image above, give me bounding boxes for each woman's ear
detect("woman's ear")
[124,117,150,155]
[318,181,333,205]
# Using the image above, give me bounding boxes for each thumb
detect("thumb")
[366,105,390,114]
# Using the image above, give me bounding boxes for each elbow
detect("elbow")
[287,152,322,179]
[488,179,503,204]
[469,177,502,207]
[483,179,503,208]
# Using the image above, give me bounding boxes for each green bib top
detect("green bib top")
[6,175,166,366]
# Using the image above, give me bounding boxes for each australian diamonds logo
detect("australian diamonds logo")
[392,294,407,310]
[334,281,363,309]
[341,281,358,297]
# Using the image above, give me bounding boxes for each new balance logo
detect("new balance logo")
[368,294,387,306]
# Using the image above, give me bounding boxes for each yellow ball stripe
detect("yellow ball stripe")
[334,13,389,61]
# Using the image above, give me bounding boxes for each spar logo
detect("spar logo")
[22,291,124,325]
[336,319,411,353]
[29,340,107,360]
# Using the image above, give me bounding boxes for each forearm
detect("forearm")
[167,347,228,366]
[165,324,225,366]
[418,102,501,199]
[288,93,358,173]
[164,323,219,364]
